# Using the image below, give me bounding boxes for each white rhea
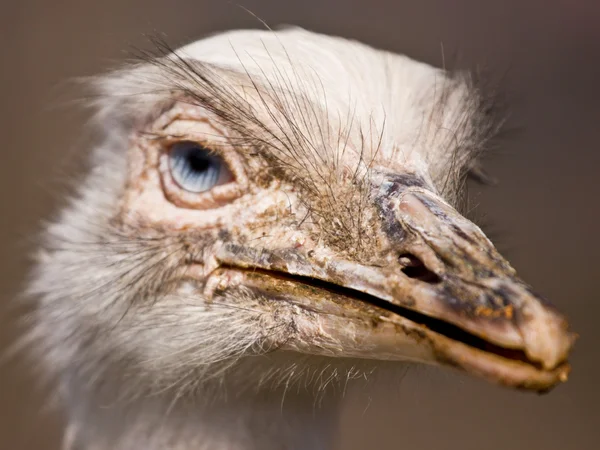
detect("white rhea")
[26,28,575,450]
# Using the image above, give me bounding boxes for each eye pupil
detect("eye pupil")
[187,151,212,174]
[168,141,232,193]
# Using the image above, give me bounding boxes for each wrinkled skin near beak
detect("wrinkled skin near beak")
[212,176,576,392]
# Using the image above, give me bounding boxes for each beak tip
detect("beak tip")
[558,367,570,383]
[513,292,576,371]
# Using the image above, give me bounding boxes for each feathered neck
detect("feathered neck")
[63,378,341,450]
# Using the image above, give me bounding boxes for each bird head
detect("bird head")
[30,28,575,398]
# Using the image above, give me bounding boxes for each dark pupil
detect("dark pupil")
[187,149,212,173]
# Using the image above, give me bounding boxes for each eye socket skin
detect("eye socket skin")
[139,104,251,211]
[168,141,234,193]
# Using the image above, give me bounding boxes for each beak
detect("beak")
[212,185,576,393]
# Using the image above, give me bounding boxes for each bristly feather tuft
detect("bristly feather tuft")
[86,30,506,258]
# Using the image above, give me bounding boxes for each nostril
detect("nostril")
[398,253,441,284]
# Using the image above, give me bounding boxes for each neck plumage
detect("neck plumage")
[63,378,342,450]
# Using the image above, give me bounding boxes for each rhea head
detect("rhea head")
[29,28,575,435]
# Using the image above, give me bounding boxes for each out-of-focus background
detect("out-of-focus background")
[1,1,598,449]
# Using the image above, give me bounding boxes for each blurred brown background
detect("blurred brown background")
[1,0,599,449]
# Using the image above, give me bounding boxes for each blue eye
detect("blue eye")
[168,142,233,193]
